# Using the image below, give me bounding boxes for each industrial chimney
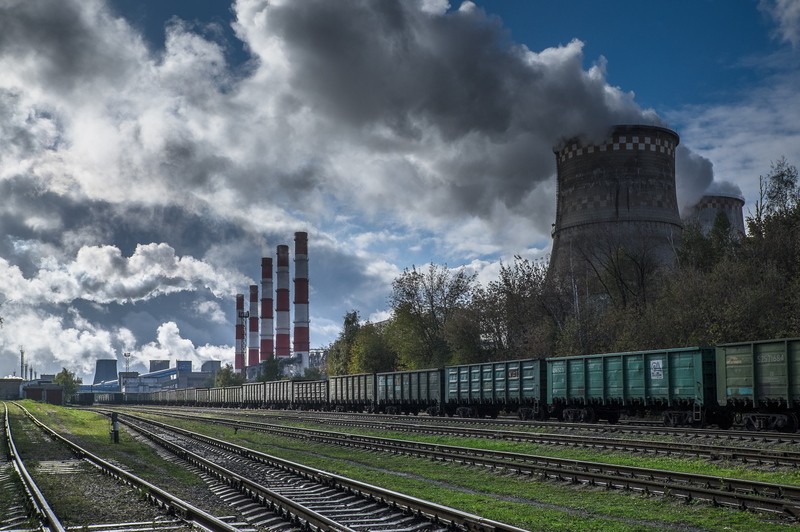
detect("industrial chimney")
[248,285,259,368]
[293,232,310,365]
[260,257,274,361]
[234,293,246,374]
[275,245,291,358]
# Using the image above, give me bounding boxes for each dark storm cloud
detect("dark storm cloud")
[235,0,656,227]
[0,0,142,93]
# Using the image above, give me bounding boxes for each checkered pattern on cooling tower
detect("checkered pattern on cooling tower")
[557,134,676,163]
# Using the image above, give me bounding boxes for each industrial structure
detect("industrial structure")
[549,124,683,279]
[79,358,219,395]
[683,193,746,237]
[235,232,311,379]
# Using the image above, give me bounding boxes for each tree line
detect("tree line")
[327,157,800,374]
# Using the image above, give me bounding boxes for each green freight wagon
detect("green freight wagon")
[716,338,800,432]
[376,369,443,415]
[328,373,375,412]
[547,347,725,427]
[444,359,547,419]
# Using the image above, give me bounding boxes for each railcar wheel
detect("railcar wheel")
[780,413,799,433]
[605,411,620,424]
[716,413,734,430]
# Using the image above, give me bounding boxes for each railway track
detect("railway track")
[121,407,800,519]
[148,406,800,444]
[114,411,529,531]
[2,402,244,531]
[130,406,800,467]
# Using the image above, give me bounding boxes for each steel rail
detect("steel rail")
[3,402,66,532]
[12,402,240,532]
[144,406,800,444]
[117,411,531,532]
[131,408,800,518]
[118,415,357,532]
[287,416,800,467]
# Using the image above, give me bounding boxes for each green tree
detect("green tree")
[303,367,324,380]
[214,364,246,387]
[256,358,283,382]
[326,310,361,375]
[389,264,475,368]
[53,367,82,398]
[348,322,396,373]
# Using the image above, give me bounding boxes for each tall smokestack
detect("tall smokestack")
[275,244,291,358]
[234,294,246,374]
[248,285,259,368]
[260,257,274,361]
[293,232,310,363]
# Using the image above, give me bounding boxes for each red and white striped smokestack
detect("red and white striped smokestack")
[234,294,245,373]
[260,257,274,361]
[248,284,259,368]
[293,232,310,361]
[275,244,291,358]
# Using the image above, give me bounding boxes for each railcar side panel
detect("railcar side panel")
[376,369,442,414]
[292,380,328,410]
[264,380,292,408]
[717,338,800,431]
[444,360,546,418]
[329,373,374,411]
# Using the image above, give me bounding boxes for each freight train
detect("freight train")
[94,337,800,432]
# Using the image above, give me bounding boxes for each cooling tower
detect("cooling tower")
[550,124,683,278]
[684,194,746,236]
[93,359,118,384]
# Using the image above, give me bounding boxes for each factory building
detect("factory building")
[549,124,683,281]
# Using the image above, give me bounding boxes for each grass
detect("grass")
[16,401,210,490]
[145,410,798,531]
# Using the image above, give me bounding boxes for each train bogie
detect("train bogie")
[445,359,546,419]
[716,338,800,432]
[376,369,442,415]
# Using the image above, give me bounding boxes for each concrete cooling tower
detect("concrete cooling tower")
[550,124,683,278]
[93,359,118,384]
[684,194,746,237]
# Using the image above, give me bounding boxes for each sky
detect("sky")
[0,0,798,381]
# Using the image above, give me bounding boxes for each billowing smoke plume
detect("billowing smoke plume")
[0,0,724,376]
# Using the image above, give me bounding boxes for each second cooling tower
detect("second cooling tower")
[550,124,683,277]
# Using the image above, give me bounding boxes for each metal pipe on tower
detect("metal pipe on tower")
[275,244,291,358]
[234,294,246,373]
[293,232,310,364]
[260,257,274,361]
[248,285,260,368]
